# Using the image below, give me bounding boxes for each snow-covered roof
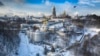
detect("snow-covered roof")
[59,28,66,32]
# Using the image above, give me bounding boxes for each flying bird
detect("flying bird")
[74,6,77,8]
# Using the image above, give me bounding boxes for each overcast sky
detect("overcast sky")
[0,0,100,16]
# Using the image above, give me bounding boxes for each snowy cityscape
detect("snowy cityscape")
[0,0,100,56]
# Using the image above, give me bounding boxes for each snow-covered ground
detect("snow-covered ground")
[18,27,100,56]
[18,33,44,56]
[62,51,75,56]
[84,27,100,37]
[18,32,76,56]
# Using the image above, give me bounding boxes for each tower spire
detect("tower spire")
[52,6,56,18]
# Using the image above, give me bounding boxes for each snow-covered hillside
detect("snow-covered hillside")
[18,33,44,56]
[18,32,76,56]
[17,26,100,56]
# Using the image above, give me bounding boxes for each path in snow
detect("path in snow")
[18,33,44,56]
[18,33,29,56]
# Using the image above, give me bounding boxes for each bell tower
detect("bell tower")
[52,6,56,17]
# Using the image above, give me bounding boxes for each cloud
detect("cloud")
[0,1,4,6]
[42,0,53,6]
[13,0,25,4]
[74,11,79,15]
[45,0,51,6]
[79,1,95,6]
[79,0,94,6]
[91,0,100,3]
[0,0,100,17]
[0,0,25,4]
[79,0,100,6]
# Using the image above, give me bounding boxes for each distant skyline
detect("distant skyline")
[0,0,100,17]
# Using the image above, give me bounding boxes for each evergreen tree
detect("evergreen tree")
[51,46,55,52]
[36,53,40,56]
[44,46,48,55]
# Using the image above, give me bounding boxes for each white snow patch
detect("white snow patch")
[84,28,100,37]
[29,44,44,56]
[89,28,100,32]
[18,33,44,56]
[62,51,75,56]
[18,33,29,56]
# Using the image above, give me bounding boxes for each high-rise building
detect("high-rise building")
[52,6,56,17]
